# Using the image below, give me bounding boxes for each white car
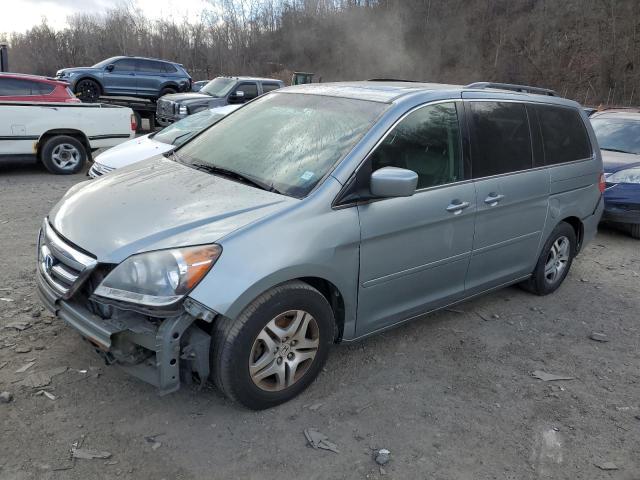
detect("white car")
[89,104,240,178]
[0,101,135,174]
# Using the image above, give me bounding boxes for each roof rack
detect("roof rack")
[465,82,557,96]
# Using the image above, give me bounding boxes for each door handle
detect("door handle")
[446,200,470,215]
[484,193,505,206]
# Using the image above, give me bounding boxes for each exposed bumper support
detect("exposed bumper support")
[37,270,211,395]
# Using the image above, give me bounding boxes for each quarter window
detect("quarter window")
[236,83,258,100]
[162,63,178,73]
[370,102,463,189]
[468,102,532,178]
[532,104,591,164]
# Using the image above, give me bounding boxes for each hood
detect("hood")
[601,150,640,174]
[49,157,295,263]
[94,135,174,169]
[162,92,227,107]
[57,67,99,75]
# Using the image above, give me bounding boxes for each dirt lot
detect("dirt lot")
[0,157,638,480]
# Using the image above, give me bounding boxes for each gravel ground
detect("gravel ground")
[1,157,638,480]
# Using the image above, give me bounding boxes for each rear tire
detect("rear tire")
[521,222,577,295]
[630,224,640,239]
[211,281,334,410]
[40,135,87,175]
[159,87,177,98]
[74,79,101,102]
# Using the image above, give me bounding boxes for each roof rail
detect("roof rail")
[465,82,557,97]
[368,78,421,83]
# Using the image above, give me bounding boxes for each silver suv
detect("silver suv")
[37,81,604,409]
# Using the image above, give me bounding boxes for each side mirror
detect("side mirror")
[105,64,115,72]
[228,90,245,103]
[370,167,418,198]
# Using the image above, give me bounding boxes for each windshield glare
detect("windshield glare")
[153,110,226,146]
[591,118,640,154]
[177,93,387,198]
[200,78,236,98]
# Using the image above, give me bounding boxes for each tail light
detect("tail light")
[598,172,606,193]
[130,114,137,132]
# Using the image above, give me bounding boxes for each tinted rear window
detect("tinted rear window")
[532,104,591,164]
[138,60,164,73]
[262,83,281,93]
[0,78,40,96]
[468,102,533,178]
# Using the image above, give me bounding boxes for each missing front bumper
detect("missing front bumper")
[36,270,212,395]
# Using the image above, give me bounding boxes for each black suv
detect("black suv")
[156,76,284,125]
[56,56,192,102]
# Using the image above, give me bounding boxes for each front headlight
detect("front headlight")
[179,105,188,115]
[607,167,640,184]
[94,245,221,307]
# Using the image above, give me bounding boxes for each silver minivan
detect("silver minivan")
[37,81,604,409]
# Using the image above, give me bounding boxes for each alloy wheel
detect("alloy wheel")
[249,310,320,392]
[50,143,81,170]
[544,236,570,285]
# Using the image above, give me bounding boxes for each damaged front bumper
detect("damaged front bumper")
[36,222,215,395]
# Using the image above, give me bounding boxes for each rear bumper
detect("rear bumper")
[36,268,211,395]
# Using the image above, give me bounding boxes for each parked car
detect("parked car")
[89,104,241,178]
[37,81,603,409]
[1,101,135,174]
[191,80,210,92]
[156,76,284,125]
[590,110,640,238]
[0,73,80,103]
[55,56,191,102]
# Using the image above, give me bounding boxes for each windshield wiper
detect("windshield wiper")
[191,162,282,194]
[601,147,637,155]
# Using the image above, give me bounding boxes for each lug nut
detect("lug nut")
[287,352,294,360]
[277,357,283,364]
[291,340,297,346]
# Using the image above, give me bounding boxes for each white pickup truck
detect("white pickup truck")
[0,101,136,174]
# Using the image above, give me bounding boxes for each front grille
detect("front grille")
[156,99,174,116]
[89,162,115,178]
[38,221,97,300]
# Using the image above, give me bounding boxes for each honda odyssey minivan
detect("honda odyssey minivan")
[37,81,604,409]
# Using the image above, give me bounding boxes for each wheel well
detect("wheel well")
[299,277,345,343]
[37,130,92,161]
[74,76,102,94]
[561,216,584,252]
[160,83,178,92]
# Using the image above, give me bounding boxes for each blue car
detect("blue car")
[55,56,191,102]
[591,110,640,239]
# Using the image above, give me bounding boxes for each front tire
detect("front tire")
[40,135,87,175]
[522,222,577,295]
[211,281,334,410]
[74,78,101,102]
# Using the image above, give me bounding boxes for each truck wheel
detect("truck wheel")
[521,222,576,295]
[630,224,640,239]
[159,87,177,98]
[74,79,101,102]
[211,281,334,410]
[40,135,87,175]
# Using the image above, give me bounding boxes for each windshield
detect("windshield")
[591,118,640,154]
[92,57,119,68]
[200,78,236,98]
[177,92,387,198]
[153,110,227,146]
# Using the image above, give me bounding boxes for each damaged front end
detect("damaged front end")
[36,220,217,395]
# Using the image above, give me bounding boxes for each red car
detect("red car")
[0,73,80,103]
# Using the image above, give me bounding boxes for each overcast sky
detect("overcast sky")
[1,0,212,34]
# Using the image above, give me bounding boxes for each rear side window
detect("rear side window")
[0,78,38,96]
[237,82,258,100]
[138,60,164,73]
[35,82,55,95]
[370,102,463,189]
[262,83,281,93]
[531,104,591,164]
[162,63,178,73]
[468,102,532,178]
